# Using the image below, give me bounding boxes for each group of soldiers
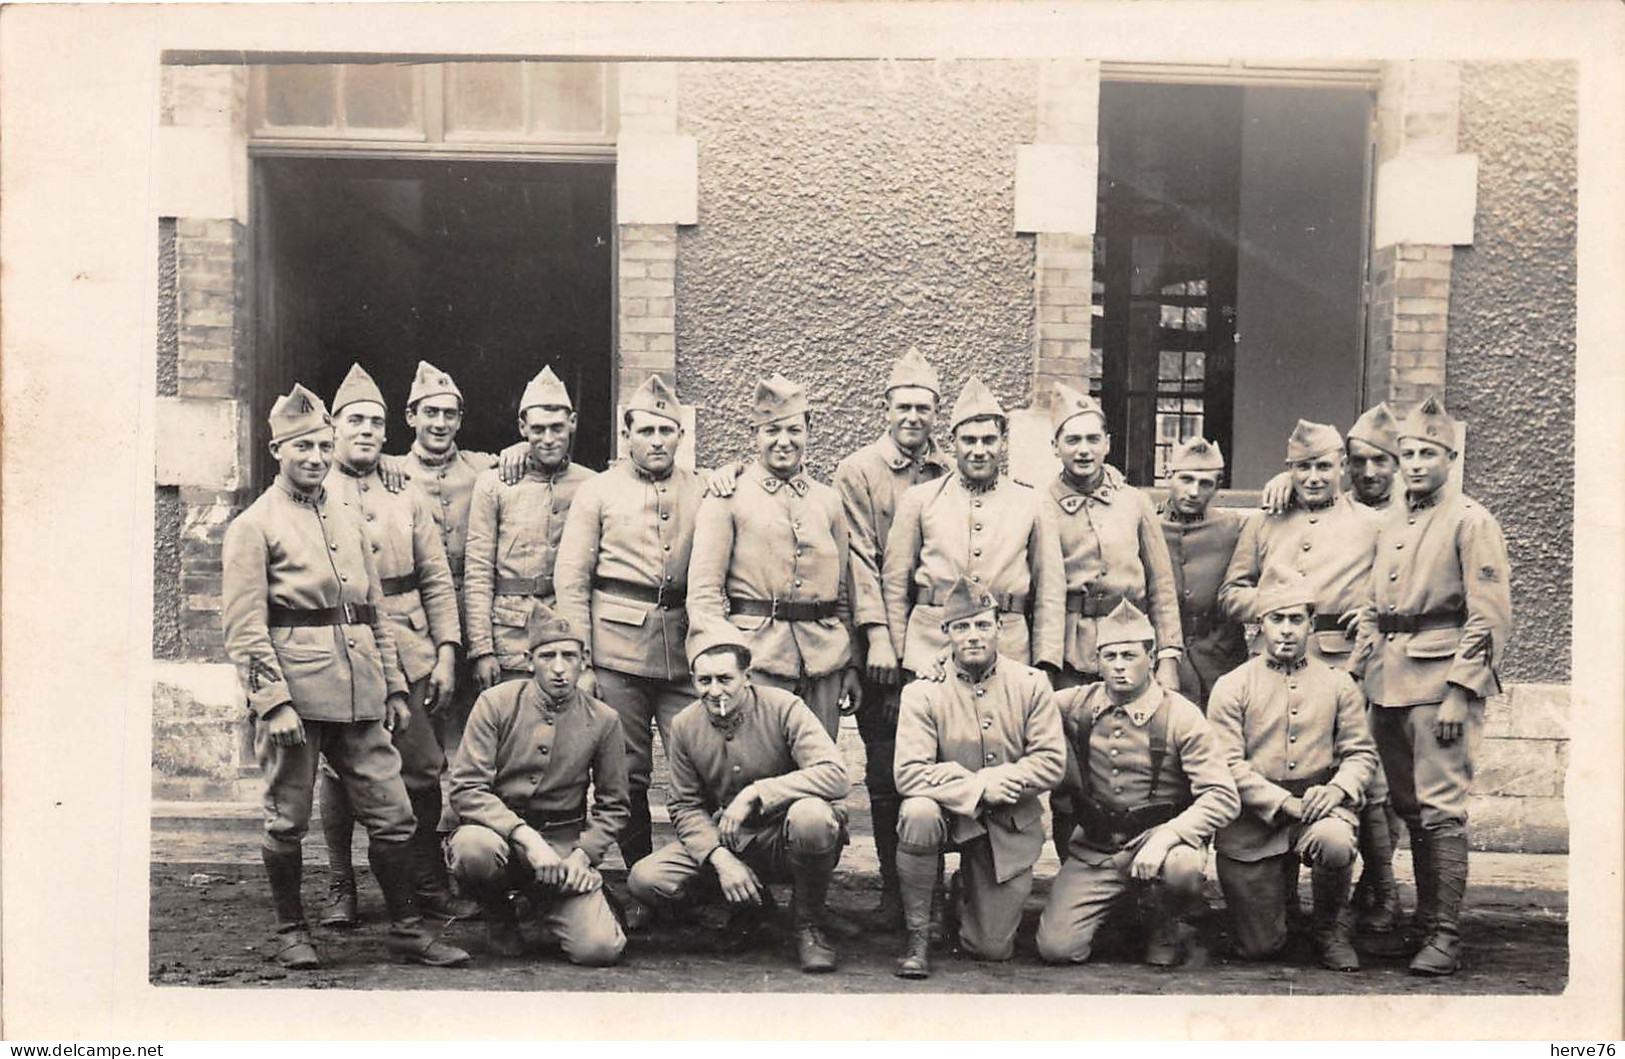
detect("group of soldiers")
[221,346,1512,981]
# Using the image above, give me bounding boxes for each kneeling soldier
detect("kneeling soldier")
[1206,571,1379,971]
[892,576,1066,979]
[447,612,631,966]
[1037,600,1239,967]
[222,384,470,970]
[627,627,853,973]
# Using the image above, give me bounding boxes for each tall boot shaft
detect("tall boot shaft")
[408,787,479,918]
[789,849,840,973]
[261,846,307,928]
[370,838,472,967]
[1410,826,1469,977]
[1355,800,1401,934]
[1311,864,1360,972]
[894,853,936,980]
[1408,827,1437,935]
[319,770,356,879]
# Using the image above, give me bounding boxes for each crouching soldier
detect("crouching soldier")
[1037,600,1239,968]
[222,384,470,970]
[627,627,853,973]
[1206,571,1379,971]
[447,613,631,966]
[892,576,1066,979]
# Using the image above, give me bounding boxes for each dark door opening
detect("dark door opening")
[251,155,615,488]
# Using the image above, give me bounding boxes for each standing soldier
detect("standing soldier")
[553,374,704,876]
[464,366,597,690]
[627,627,853,973]
[1036,600,1239,968]
[317,365,476,928]
[1356,395,1512,976]
[891,576,1066,979]
[833,348,952,929]
[222,384,470,970]
[1159,438,1250,708]
[1045,382,1182,693]
[1206,570,1379,971]
[686,374,862,739]
[882,376,1065,682]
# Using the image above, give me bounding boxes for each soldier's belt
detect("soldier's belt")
[1066,589,1123,617]
[912,584,1029,614]
[1275,768,1337,798]
[1077,797,1190,852]
[496,576,555,598]
[729,597,839,622]
[521,806,588,831]
[1376,607,1467,635]
[379,573,419,597]
[269,602,378,627]
[595,576,686,609]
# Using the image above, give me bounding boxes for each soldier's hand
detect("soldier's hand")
[1299,784,1344,822]
[498,442,530,486]
[718,785,760,850]
[378,454,409,494]
[576,666,599,698]
[1279,795,1305,821]
[384,693,411,733]
[710,848,763,906]
[1129,828,1178,881]
[981,773,1024,807]
[864,629,900,687]
[1154,657,1181,691]
[518,827,564,883]
[263,703,306,748]
[702,461,742,498]
[839,668,863,716]
[473,655,502,691]
[428,649,457,713]
[1259,471,1294,515]
[1435,685,1471,746]
[559,848,601,894]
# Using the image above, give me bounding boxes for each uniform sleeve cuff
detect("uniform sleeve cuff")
[248,687,294,718]
[1156,647,1184,661]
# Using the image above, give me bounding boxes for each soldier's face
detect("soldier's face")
[1167,470,1219,517]
[1288,454,1342,506]
[692,650,749,719]
[530,642,585,699]
[953,418,1006,484]
[1400,439,1454,497]
[272,430,335,490]
[946,611,998,668]
[1053,412,1110,483]
[885,387,938,453]
[334,401,387,469]
[1346,439,1397,505]
[756,415,807,475]
[624,410,682,475]
[407,395,463,454]
[1260,605,1311,663]
[520,406,577,470]
[1098,642,1152,698]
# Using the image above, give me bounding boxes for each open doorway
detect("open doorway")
[251,155,615,487]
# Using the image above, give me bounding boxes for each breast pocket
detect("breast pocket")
[1313,630,1354,656]
[491,598,535,669]
[727,611,771,633]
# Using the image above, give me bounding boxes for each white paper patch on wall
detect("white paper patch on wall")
[1014,144,1097,235]
[617,133,698,226]
[156,397,243,490]
[1374,153,1478,249]
[157,125,247,222]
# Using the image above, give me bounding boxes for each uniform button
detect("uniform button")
[985,753,996,763]
[1113,729,1123,737]
[340,575,348,582]
[725,734,734,742]
[1291,709,1299,715]
[1113,786,1123,794]
[733,765,741,772]
[1308,517,1318,525]
[1302,542,1312,552]
[971,574,981,582]
[366,513,376,522]
[347,639,356,648]
[973,548,982,557]
[1386,633,1396,641]
[330,543,339,551]
[540,747,549,755]
[1389,572,1399,581]
[1288,762,1296,770]
[661,512,670,521]
[1111,768,1119,775]
[974,523,983,531]
[1408,518,1416,526]
[794,579,803,588]
[371,543,380,553]
[976,688,985,697]
[1396,542,1405,550]
[359,484,368,493]
[1109,748,1119,757]
[1289,735,1298,743]
[982,719,992,729]
[664,545,671,552]
[972,500,982,508]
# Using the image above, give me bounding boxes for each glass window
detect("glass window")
[262,66,335,128]
[529,63,606,134]
[341,64,417,130]
[445,63,525,134]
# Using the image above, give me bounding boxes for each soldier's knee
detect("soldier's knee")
[1035,917,1092,965]
[627,854,684,905]
[565,922,627,967]
[447,825,508,883]
[896,797,946,852]
[1306,820,1357,869]
[785,797,840,853]
[1160,844,1205,897]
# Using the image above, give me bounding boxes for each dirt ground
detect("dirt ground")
[150,857,1567,996]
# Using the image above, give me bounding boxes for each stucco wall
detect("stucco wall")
[1449,61,1576,684]
[155,218,184,659]
[674,60,1038,479]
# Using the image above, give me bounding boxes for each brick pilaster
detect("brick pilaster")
[615,64,681,398]
[1030,60,1100,407]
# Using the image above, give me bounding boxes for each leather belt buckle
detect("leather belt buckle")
[341,601,361,625]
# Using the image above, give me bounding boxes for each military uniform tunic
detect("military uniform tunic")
[1161,506,1251,706]
[882,473,1066,674]
[464,459,597,674]
[399,442,498,595]
[835,433,952,632]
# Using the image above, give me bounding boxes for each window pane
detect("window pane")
[529,63,605,133]
[342,64,416,129]
[446,63,524,134]
[263,66,335,127]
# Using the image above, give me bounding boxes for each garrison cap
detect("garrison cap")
[407,360,463,408]
[269,383,334,444]
[332,363,386,415]
[1050,381,1107,438]
[1347,402,1401,458]
[751,374,809,427]
[949,375,1006,432]
[938,574,999,628]
[1255,568,1317,617]
[1167,437,1225,473]
[886,348,942,397]
[1285,419,1344,463]
[687,624,753,669]
[626,373,683,427]
[527,607,585,650]
[1397,394,1458,451]
[1096,598,1156,649]
[520,365,574,414]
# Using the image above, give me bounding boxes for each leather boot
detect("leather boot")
[478,889,526,958]
[1143,885,1191,968]
[1311,864,1360,971]
[791,851,840,973]
[1354,800,1402,935]
[1282,860,1308,934]
[620,789,654,869]
[262,847,320,969]
[1410,827,1469,976]
[408,788,479,920]
[714,887,777,955]
[1407,825,1438,944]
[894,853,937,979]
[869,794,905,932]
[318,770,359,929]
[369,839,472,967]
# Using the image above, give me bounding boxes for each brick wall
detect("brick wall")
[616,65,680,399]
[1030,60,1100,406]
